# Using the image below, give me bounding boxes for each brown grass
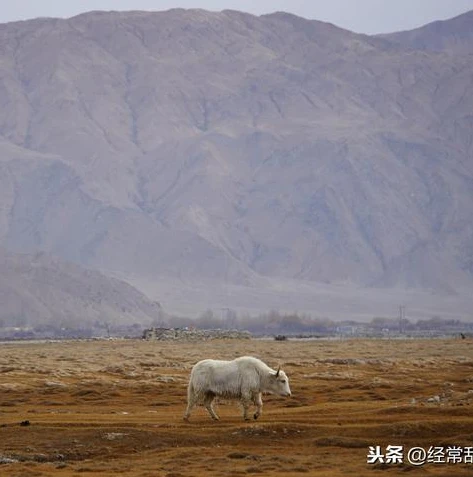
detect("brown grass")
[0,338,472,476]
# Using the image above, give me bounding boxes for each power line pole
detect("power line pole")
[399,305,406,335]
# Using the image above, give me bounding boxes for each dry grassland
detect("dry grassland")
[0,338,472,476]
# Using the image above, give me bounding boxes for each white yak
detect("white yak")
[183,356,291,421]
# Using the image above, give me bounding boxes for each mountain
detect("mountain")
[0,9,472,318]
[379,10,473,54]
[0,249,163,328]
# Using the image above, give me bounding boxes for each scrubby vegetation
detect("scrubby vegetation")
[2,309,471,340]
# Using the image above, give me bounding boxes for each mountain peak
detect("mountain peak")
[380,9,473,53]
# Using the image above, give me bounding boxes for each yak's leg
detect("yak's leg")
[241,391,252,421]
[183,386,198,421]
[183,399,196,421]
[242,400,251,421]
[253,392,263,420]
[203,392,219,421]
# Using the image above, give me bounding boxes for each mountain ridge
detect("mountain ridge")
[379,9,473,53]
[0,9,472,319]
[0,248,163,328]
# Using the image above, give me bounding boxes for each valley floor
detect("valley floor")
[0,338,472,476]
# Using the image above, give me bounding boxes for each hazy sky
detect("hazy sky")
[2,0,473,34]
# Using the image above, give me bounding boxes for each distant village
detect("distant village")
[0,310,471,341]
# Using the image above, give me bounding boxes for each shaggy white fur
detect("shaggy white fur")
[183,356,291,421]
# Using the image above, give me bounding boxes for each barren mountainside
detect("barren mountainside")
[0,248,163,327]
[0,9,473,318]
[380,10,473,54]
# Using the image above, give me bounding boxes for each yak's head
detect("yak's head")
[268,367,291,397]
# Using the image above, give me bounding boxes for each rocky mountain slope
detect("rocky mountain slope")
[380,9,473,53]
[0,9,472,316]
[0,248,163,328]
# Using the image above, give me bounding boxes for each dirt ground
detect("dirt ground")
[0,338,472,476]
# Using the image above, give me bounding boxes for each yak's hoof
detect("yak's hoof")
[253,414,260,420]
[183,416,190,422]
